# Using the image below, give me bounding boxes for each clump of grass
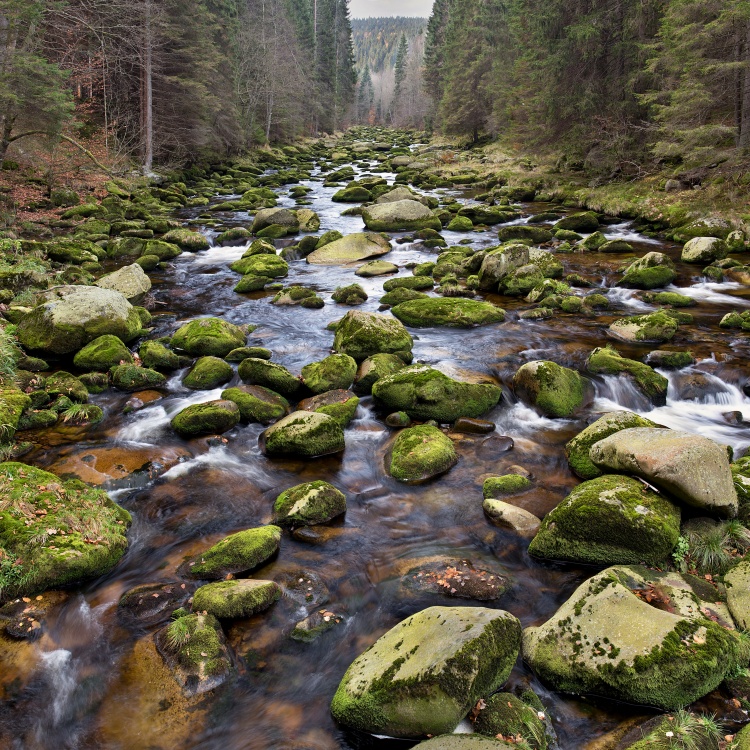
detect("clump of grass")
[681,519,750,576]
[166,616,193,651]
[60,404,103,426]
[658,710,724,750]
[0,325,18,386]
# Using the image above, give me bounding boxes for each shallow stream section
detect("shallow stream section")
[2,152,750,750]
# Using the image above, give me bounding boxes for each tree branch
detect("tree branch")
[7,131,115,174]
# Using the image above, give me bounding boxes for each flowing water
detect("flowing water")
[2,150,750,750]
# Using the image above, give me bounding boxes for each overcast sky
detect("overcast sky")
[349,0,433,18]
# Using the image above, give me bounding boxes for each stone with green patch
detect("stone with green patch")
[512,361,588,418]
[191,579,281,619]
[183,356,234,390]
[171,399,240,437]
[260,411,345,458]
[391,298,505,328]
[387,425,458,483]
[273,481,346,526]
[586,347,668,403]
[171,318,246,358]
[333,311,413,362]
[73,335,133,371]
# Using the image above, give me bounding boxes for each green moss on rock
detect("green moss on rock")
[182,525,281,579]
[273,481,346,526]
[238,358,300,396]
[171,318,246,357]
[587,347,668,403]
[391,298,505,328]
[0,462,130,601]
[171,399,240,437]
[111,364,166,392]
[388,425,458,482]
[260,411,345,458]
[483,474,532,498]
[192,579,280,619]
[372,365,501,423]
[333,311,413,362]
[73,334,133,371]
[512,361,588,418]
[183,356,234,390]
[221,385,289,424]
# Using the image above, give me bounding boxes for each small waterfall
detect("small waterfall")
[39,650,77,726]
[601,221,662,244]
[605,287,654,312]
[666,280,750,306]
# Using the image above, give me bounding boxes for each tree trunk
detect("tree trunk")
[0,115,14,164]
[142,0,154,172]
[740,21,750,150]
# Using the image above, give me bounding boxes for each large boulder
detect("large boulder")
[608,312,678,343]
[681,236,728,264]
[372,365,501,423]
[333,310,413,362]
[161,228,210,251]
[354,353,406,395]
[220,385,290,424]
[191,579,281,619]
[182,356,233,390]
[477,244,530,291]
[331,606,522,738]
[387,425,458,482]
[251,207,299,234]
[298,389,360,427]
[391,298,505,328]
[306,232,391,265]
[171,317,246,357]
[553,211,599,232]
[229,253,288,278]
[17,286,142,355]
[72,334,134,371]
[512,361,589,418]
[590,427,738,516]
[273,481,346,526]
[238,358,300,396]
[565,411,658,479]
[259,411,345,458]
[0,462,131,601]
[522,565,743,710]
[528,475,681,565]
[362,199,442,232]
[181,525,281,579]
[95,263,152,303]
[618,252,676,290]
[300,354,357,394]
[171,399,240,437]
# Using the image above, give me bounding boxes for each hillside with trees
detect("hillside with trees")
[423,0,750,176]
[0,0,356,172]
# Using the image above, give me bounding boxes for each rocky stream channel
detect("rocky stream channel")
[3,133,750,750]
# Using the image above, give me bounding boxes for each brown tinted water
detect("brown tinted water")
[2,155,750,750]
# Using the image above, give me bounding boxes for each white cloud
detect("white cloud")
[350,0,433,18]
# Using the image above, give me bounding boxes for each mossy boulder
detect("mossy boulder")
[221,385,289,424]
[497,225,553,244]
[111,364,166,392]
[234,274,269,293]
[298,389,360,427]
[391,298,505,328]
[512,361,589,418]
[590,427,738,516]
[681,236,728,264]
[330,606,522,739]
[251,207,299,235]
[446,216,474,232]
[387,425,458,482]
[619,252,677,290]
[143,240,182,260]
[182,525,281,579]
[225,346,271,362]
[609,312,679,343]
[645,350,695,369]
[333,310,413,362]
[45,238,100,264]
[229,253,288,278]
[307,232,391,265]
[45,371,89,402]
[0,462,130,601]
[724,560,750,630]
[356,259,399,277]
[587,347,668,403]
[260,411,345,458]
[483,475,532,498]
[161,228,210,251]
[473,693,549,748]
[155,613,231,696]
[192,579,280,619]
[553,211,599,232]
[238,358,300,396]
[171,399,240,437]
[271,285,324,308]
[331,284,368,305]
[139,340,180,370]
[414,738,516,749]
[216,227,251,246]
[354,353,406,395]
[182,356,234,390]
[301,354,357,394]
[171,318,246,357]
[73,334,134,371]
[382,276,434,292]
[273,481,346,526]
[362,199,442,232]
[372,365,502,423]
[381,288,429,306]
[94,263,152,303]
[528,474,681,565]
[565,411,659,479]
[332,185,374,202]
[17,286,142,356]
[522,565,744,710]
[477,244,530,291]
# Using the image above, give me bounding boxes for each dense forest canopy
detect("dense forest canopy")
[423,0,750,172]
